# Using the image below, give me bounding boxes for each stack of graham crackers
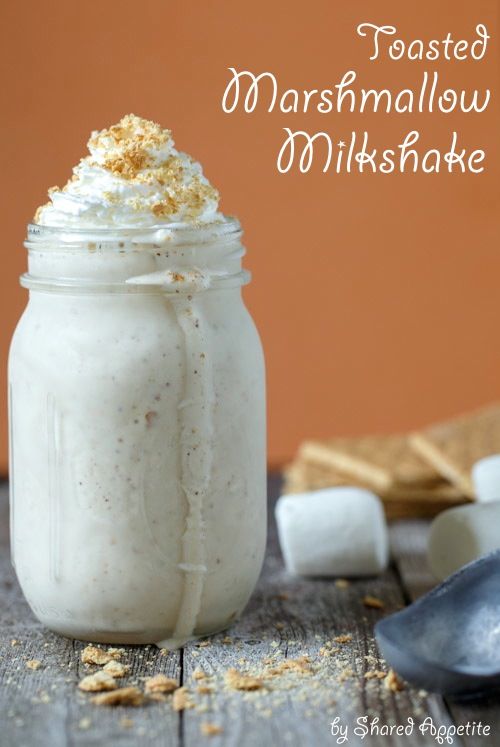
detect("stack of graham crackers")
[284,403,500,520]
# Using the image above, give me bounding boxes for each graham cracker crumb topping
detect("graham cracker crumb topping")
[34,114,220,226]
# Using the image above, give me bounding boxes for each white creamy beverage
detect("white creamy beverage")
[9,115,266,647]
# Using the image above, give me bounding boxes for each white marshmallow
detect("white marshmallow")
[471,454,500,502]
[428,501,500,580]
[275,487,389,577]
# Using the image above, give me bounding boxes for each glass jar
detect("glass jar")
[8,219,266,648]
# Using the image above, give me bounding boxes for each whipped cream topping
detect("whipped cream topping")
[35,115,222,227]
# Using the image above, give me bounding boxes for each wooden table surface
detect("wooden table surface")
[1,477,499,747]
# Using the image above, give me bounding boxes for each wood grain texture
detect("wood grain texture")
[0,479,498,746]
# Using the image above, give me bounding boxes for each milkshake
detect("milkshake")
[9,115,266,647]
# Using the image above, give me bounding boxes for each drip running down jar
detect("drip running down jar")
[8,220,266,648]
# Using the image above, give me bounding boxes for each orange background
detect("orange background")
[0,0,498,471]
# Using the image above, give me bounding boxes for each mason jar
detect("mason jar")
[8,219,266,647]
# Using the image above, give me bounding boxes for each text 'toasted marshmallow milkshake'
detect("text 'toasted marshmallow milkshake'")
[8,115,266,647]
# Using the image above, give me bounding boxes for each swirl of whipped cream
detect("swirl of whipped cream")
[35,114,222,227]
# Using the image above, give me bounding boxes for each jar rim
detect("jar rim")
[25,216,242,247]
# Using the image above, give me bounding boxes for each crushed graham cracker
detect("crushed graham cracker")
[333,634,352,644]
[81,645,123,665]
[385,669,404,692]
[105,646,123,658]
[266,656,312,677]
[192,668,207,681]
[225,668,264,691]
[200,723,223,736]
[25,659,42,671]
[363,595,385,609]
[35,115,220,225]
[144,674,178,694]
[78,671,117,692]
[364,670,387,680]
[335,579,350,589]
[103,660,129,678]
[172,686,195,711]
[91,686,144,706]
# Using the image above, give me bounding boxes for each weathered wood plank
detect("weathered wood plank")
[179,482,449,747]
[390,520,500,747]
[2,477,498,747]
[0,482,181,747]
